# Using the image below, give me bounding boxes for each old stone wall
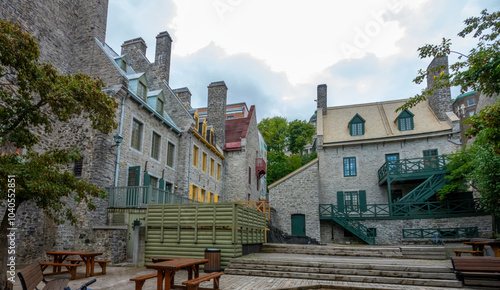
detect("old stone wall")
[224,108,262,202]
[427,57,453,121]
[327,215,491,245]
[318,135,460,205]
[269,160,320,241]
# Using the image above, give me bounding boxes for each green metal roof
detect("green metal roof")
[453,91,478,104]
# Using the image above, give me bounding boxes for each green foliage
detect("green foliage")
[258,117,317,187]
[0,20,118,223]
[439,131,500,215]
[258,116,288,152]
[288,119,315,155]
[398,9,500,153]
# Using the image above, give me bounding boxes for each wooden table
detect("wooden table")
[463,241,500,257]
[146,258,209,290]
[45,251,103,279]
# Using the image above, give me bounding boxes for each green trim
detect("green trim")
[349,114,365,136]
[402,227,478,239]
[453,91,478,104]
[397,110,414,131]
[337,191,344,212]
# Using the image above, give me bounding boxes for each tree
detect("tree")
[0,20,118,288]
[398,9,500,153]
[288,119,315,155]
[258,117,317,187]
[258,116,289,152]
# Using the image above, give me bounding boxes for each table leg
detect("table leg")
[90,256,96,276]
[187,266,193,280]
[81,256,90,277]
[491,245,500,257]
[164,270,175,290]
[194,264,200,278]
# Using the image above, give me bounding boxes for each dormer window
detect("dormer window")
[137,81,147,100]
[120,59,127,72]
[156,98,164,116]
[467,99,475,106]
[349,114,365,136]
[398,110,414,131]
[209,127,215,144]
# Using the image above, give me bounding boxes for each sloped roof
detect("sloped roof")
[224,105,255,151]
[268,158,319,189]
[322,99,453,145]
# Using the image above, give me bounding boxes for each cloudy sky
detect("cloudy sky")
[105,0,500,122]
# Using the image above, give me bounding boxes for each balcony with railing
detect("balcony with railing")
[378,155,447,185]
[319,198,485,220]
[107,186,197,208]
[256,157,267,178]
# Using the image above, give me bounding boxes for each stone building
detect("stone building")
[0,0,265,266]
[269,58,491,244]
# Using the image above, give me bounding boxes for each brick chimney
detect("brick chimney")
[427,57,452,121]
[207,81,227,150]
[173,87,192,107]
[154,31,173,84]
[317,84,327,116]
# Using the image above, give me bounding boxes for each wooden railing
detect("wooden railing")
[402,227,478,239]
[107,186,196,208]
[237,200,271,223]
[319,198,485,220]
[378,155,447,182]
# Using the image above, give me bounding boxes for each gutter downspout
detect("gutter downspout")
[114,93,127,187]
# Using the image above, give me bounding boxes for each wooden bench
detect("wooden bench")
[453,250,484,256]
[39,262,79,280]
[67,258,111,275]
[130,273,159,290]
[18,262,70,290]
[451,256,500,285]
[182,272,223,290]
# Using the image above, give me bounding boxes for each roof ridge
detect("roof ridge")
[268,158,318,189]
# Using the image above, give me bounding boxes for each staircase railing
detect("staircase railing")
[319,204,375,244]
[378,155,447,182]
[394,174,446,205]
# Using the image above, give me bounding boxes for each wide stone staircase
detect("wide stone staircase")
[224,244,463,288]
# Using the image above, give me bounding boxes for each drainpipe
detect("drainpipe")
[114,93,127,187]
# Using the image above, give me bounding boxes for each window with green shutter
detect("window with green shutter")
[349,114,365,136]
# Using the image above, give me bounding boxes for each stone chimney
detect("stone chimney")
[173,87,192,107]
[121,37,147,56]
[427,57,452,121]
[154,31,173,84]
[317,84,327,116]
[207,81,228,150]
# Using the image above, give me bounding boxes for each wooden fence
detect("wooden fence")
[145,202,266,269]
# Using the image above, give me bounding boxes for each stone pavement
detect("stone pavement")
[11,256,492,290]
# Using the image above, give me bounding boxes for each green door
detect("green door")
[291,214,306,236]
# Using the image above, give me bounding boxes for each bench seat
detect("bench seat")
[130,273,159,290]
[453,250,484,256]
[18,262,70,290]
[182,272,223,290]
[39,262,79,280]
[451,256,500,285]
[67,258,111,275]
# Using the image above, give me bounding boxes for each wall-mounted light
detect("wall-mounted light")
[110,134,123,148]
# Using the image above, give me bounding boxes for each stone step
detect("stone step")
[401,246,447,260]
[229,258,452,273]
[261,244,403,258]
[227,262,456,280]
[223,269,463,288]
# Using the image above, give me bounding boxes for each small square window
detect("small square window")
[467,99,475,106]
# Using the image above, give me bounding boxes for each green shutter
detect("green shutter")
[143,173,150,186]
[159,178,165,190]
[359,190,367,212]
[337,191,344,212]
[143,172,150,204]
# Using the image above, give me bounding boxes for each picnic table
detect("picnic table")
[463,241,500,257]
[145,258,209,290]
[45,251,103,279]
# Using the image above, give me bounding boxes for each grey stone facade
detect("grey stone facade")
[207,81,228,150]
[427,57,453,121]
[269,160,320,241]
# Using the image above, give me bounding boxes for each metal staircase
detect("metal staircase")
[319,205,375,245]
[394,174,446,205]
